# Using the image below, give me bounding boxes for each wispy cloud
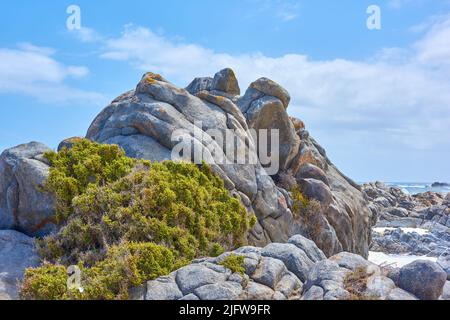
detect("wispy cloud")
[246,0,300,22]
[388,0,416,9]
[70,27,103,43]
[0,43,104,104]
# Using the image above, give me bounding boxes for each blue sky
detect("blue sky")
[1,0,450,182]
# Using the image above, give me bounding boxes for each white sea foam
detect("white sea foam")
[368,251,437,268]
[372,227,430,236]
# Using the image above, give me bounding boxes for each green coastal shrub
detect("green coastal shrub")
[22,139,255,300]
[219,254,246,275]
[43,139,137,222]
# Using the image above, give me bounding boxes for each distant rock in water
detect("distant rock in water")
[432,182,450,188]
[85,68,375,257]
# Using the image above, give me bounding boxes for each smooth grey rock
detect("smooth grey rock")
[324,288,350,300]
[288,235,327,263]
[329,252,374,271]
[364,275,396,298]
[304,260,347,292]
[298,178,333,208]
[245,95,300,170]
[251,257,286,289]
[274,272,302,298]
[301,285,324,300]
[175,265,227,295]
[145,276,183,300]
[387,268,400,286]
[384,207,409,218]
[194,282,242,300]
[186,77,213,95]
[261,243,314,282]
[0,142,55,237]
[296,163,329,186]
[104,134,171,162]
[386,288,418,300]
[398,260,447,300]
[244,282,275,300]
[0,230,40,300]
[249,77,290,109]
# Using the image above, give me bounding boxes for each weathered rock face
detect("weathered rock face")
[0,230,40,300]
[281,124,374,257]
[0,142,55,237]
[86,68,374,257]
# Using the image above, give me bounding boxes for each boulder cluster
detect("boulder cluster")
[133,234,448,301]
[86,68,374,257]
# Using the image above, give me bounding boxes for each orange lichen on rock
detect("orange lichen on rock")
[290,117,305,131]
[145,72,163,84]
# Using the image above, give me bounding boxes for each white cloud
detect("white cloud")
[246,0,300,22]
[98,16,450,154]
[388,0,416,9]
[0,43,103,104]
[414,14,450,66]
[70,27,103,43]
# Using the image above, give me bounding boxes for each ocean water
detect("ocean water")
[384,182,450,195]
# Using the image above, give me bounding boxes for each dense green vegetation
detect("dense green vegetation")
[219,254,246,275]
[21,139,255,300]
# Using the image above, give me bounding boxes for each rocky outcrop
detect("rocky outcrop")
[132,235,323,300]
[0,230,40,300]
[86,68,374,257]
[301,252,419,300]
[363,182,450,257]
[133,236,445,300]
[371,227,450,257]
[0,142,55,237]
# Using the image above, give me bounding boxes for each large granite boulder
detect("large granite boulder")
[0,142,55,237]
[398,260,447,300]
[86,68,374,256]
[0,230,40,300]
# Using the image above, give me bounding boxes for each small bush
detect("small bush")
[219,254,246,275]
[291,186,323,240]
[344,267,378,300]
[20,263,68,300]
[44,139,136,222]
[22,139,255,300]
